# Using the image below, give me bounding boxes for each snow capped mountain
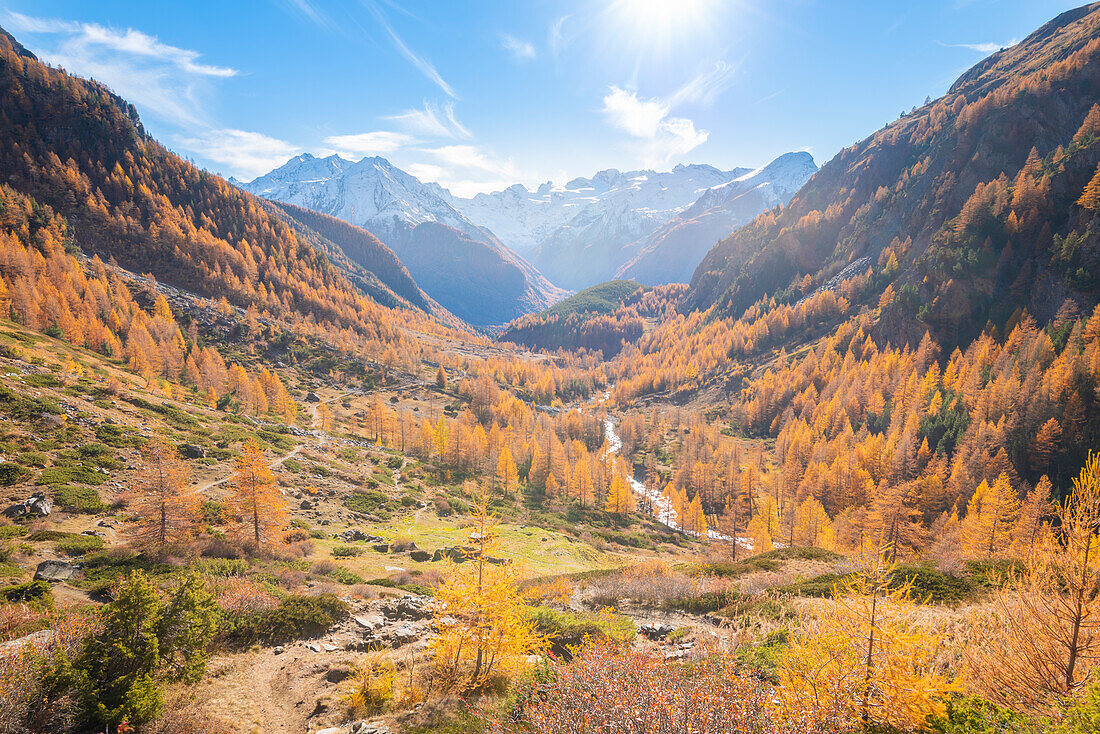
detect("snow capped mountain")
[618,152,819,285]
[449,156,814,291]
[240,151,816,321]
[239,154,565,327]
[241,153,487,242]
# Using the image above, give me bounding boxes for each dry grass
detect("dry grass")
[585,560,699,608]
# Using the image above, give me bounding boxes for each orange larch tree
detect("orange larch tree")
[123,436,195,550]
[229,441,287,546]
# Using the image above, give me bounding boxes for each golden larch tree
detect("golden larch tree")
[495,445,518,496]
[432,484,542,691]
[229,441,286,546]
[966,452,1100,715]
[961,473,1020,557]
[605,469,634,515]
[775,548,956,729]
[123,436,195,550]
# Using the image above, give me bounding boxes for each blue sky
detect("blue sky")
[0,0,1083,196]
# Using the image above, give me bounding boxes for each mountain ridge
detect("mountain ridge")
[240,153,565,327]
[687,2,1100,350]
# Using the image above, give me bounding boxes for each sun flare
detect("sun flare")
[609,0,718,52]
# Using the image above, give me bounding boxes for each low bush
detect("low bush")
[38,465,107,486]
[0,579,51,604]
[56,533,105,556]
[0,462,31,486]
[698,547,842,578]
[53,485,108,513]
[527,606,634,658]
[220,593,348,646]
[332,545,365,557]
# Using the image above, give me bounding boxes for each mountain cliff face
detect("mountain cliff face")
[616,152,817,285]
[240,155,564,326]
[688,3,1100,348]
[451,157,814,291]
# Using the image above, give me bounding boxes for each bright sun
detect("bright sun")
[610,0,717,51]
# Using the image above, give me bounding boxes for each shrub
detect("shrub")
[214,577,278,615]
[56,533,105,556]
[71,572,165,726]
[927,695,1031,733]
[585,561,697,608]
[0,525,27,540]
[196,558,248,577]
[0,462,31,486]
[330,567,366,585]
[38,465,107,486]
[698,547,842,578]
[0,579,51,604]
[221,593,348,646]
[95,423,144,448]
[344,653,394,715]
[527,607,634,658]
[346,490,390,515]
[157,573,220,683]
[489,642,783,734]
[332,545,365,558]
[200,500,227,525]
[53,485,108,513]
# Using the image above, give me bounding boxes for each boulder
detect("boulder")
[177,443,206,459]
[338,529,384,544]
[325,665,352,683]
[431,546,470,563]
[409,550,431,562]
[386,623,421,647]
[349,723,391,734]
[353,614,384,632]
[3,491,52,519]
[305,392,321,403]
[380,595,432,621]
[371,543,390,554]
[639,622,675,640]
[34,560,77,582]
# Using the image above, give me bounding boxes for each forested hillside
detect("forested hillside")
[689,3,1100,350]
[500,281,685,357]
[263,200,434,313]
[0,29,422,342]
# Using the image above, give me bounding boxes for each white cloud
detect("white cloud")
[500,34,536,60]
[601,86,709,167]
[426,145,518,178]
[5,11,236,127]
[368,6,457,98]
[548,15,569,57]
[178,129,301,180]
[322,131,415,157]
[415,145,527,197]
[937,39,1018,54]
[385,101,471,139]
[602,87,669,138]
[669,60,737,108]
[5,11,236,77]
[275,0,338,31]
[404,163,448,181]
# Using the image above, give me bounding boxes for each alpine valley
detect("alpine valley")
[2,4,1100,734]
